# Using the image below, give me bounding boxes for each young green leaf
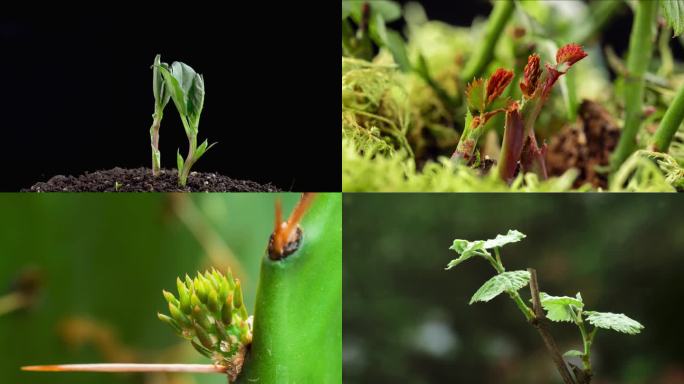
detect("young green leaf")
[661,0,684,37]
[470,270,531,304]
[194,140,216,161]
[483,229,526,249]
[563,350,584,358]
[384,29,411,72]
[158,66,188,117]
[539,292,584,322]
[176,150,184,174]
[187,74,205,127]
[152,55,171,109]
[446,239,488,269]
[584,311,644,335]
[465,78,486,113]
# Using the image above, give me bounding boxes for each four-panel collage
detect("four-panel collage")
[2,0,684,383]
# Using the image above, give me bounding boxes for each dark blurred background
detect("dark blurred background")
[343,194,684,384]
[0,193,300,384]
[0,4,338,191]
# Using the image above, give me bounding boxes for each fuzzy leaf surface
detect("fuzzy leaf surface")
[584,311,644,335]
[470,270,531,304]
[539,292,584,322]
[483,229,526,249]
[446,239,487,269]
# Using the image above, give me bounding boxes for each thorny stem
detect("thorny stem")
[610,0,658,171]
[528,268,578,384]
[269,193,316,260]
[650,83,684,153]
[461,0,515,82]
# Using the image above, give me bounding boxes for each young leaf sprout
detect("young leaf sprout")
[157,61,216,186]
[150,54,171,176]
[446,230,643,384]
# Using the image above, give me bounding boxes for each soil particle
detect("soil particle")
[24,167,279,192]
[545,100,620,189]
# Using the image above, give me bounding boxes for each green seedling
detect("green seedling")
[150,54,171,176]
[445,230,643,384]
[156,60,215,187]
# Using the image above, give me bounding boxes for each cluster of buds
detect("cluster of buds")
[453,42,588,183]
[158,269,252,381]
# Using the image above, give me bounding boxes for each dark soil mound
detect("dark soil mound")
[24,167,279,192]
[546,100,620,189]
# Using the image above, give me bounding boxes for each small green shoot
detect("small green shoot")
[446,230,643,384]
[157,61,215,186]
[150,54,172,176]
[159,269,251,382]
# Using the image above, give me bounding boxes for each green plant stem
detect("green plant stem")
[150,109,163,176]
[179,134,197,187]
[610,0,658,171]
[460,0,515,82]
[237,194,341,383]
[650,83,684,152]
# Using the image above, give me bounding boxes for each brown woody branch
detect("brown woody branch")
[527,268,578,384]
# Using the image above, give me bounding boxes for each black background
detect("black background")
[1,3,339,191]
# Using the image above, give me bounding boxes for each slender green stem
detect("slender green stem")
[650,83,684,152]
[460,0,515,82]
[179,133,197,187]
[486,249,535,321]
[610,0,658,171]
[150,109,163,176]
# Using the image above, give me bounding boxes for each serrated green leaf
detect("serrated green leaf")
[466,78,485,113]
[563,350,584,358]
[483,229,526,249]
[661,0,684,37]
[584,311,644,335]
[446,239,488,269]
[470,270,531,304]
[177,150,185,172]
[385,29,411,72]
[539,292,584,322]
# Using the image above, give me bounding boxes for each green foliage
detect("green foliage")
[539,292,584,322]
[159,269,251,374]
[661,0,684,37]
[150,54,171,176]
[483,229,526,249]
[157,60,214,186]
[584,311,645,335]
[445,229,644,380]
[469,271,531,304]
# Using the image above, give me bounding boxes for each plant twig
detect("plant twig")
[528,268,577,384]
[22,364,227,373]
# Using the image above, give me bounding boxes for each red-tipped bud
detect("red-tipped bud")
[556,43,587,67]
[519,54,541,98]
[485,68,514,105]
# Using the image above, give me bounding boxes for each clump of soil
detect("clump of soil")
[546,100,620,188]
[24,167,279,192]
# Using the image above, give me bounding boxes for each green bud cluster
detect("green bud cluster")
[159,269,252,370]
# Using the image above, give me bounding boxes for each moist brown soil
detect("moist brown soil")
[24,167,279,192]
[545,100,620,189]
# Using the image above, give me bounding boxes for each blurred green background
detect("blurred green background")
[0,193,301,384]
[343,194,684,384]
